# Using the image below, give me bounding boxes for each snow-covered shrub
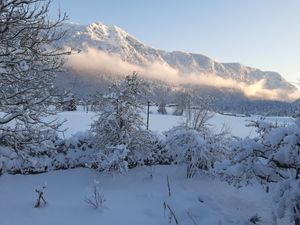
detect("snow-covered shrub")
[95,144,129,174]
[54,131,95,169]
[246,118,279,139]
[0,130,61,174]
[93,130,163,172]
[0,131,95,175]
[126,130,165,167]
[215,137,265,186]
[164,126,228,178]
[273,179,300,225]
[220,118,300,225]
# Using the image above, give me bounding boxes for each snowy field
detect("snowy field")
[0,165,276,225]
[59,106,295,138]
[0,107,295,225]
[3,106,293,139]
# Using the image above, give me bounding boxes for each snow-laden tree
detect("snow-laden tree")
[91,73,158,173]
[0,0,69,152]
[158,102,167,114]
[185,95,215,137]
[164,94,229,178]
[173,90,191,116]
[91,73,145,149]
[218,117,300,225]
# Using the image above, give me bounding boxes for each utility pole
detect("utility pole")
[146,101,150,130]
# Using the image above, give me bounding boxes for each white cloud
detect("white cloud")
[66,48,300,101]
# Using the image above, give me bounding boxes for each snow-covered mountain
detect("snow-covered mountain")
[58,21,295,92]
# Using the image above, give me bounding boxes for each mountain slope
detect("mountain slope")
[58,21,295,93]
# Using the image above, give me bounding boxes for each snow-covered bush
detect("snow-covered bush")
[163,94,225,178]
[126,130,165,167]
[0,131,95,175]
[95,144,129,174]
[219,118,300,225]
[164,126,229,178]
[93,131,163,173]
[0,126,163,175]
[273,179,300,225]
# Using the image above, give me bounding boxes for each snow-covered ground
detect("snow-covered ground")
[59,106,295,138]
[0,165,274,225]
[1,107,295,225]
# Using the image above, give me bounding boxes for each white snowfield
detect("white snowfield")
[59,106,294,138]
[0,166,275,225]
[0,107,294,225]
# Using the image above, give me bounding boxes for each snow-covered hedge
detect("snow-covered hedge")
[93,130,164,174]
[0,129,167,175]
[0,132,95,175]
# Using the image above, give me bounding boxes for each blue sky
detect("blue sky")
[50,0,300,84]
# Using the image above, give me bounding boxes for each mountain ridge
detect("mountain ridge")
[58,21,296,95]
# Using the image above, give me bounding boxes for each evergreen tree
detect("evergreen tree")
[69,96,77,111]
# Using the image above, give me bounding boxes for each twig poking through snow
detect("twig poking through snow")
[163,202,179,225]
[34,185,47,208]
[167,176,171,197]
[85,184,106,209]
